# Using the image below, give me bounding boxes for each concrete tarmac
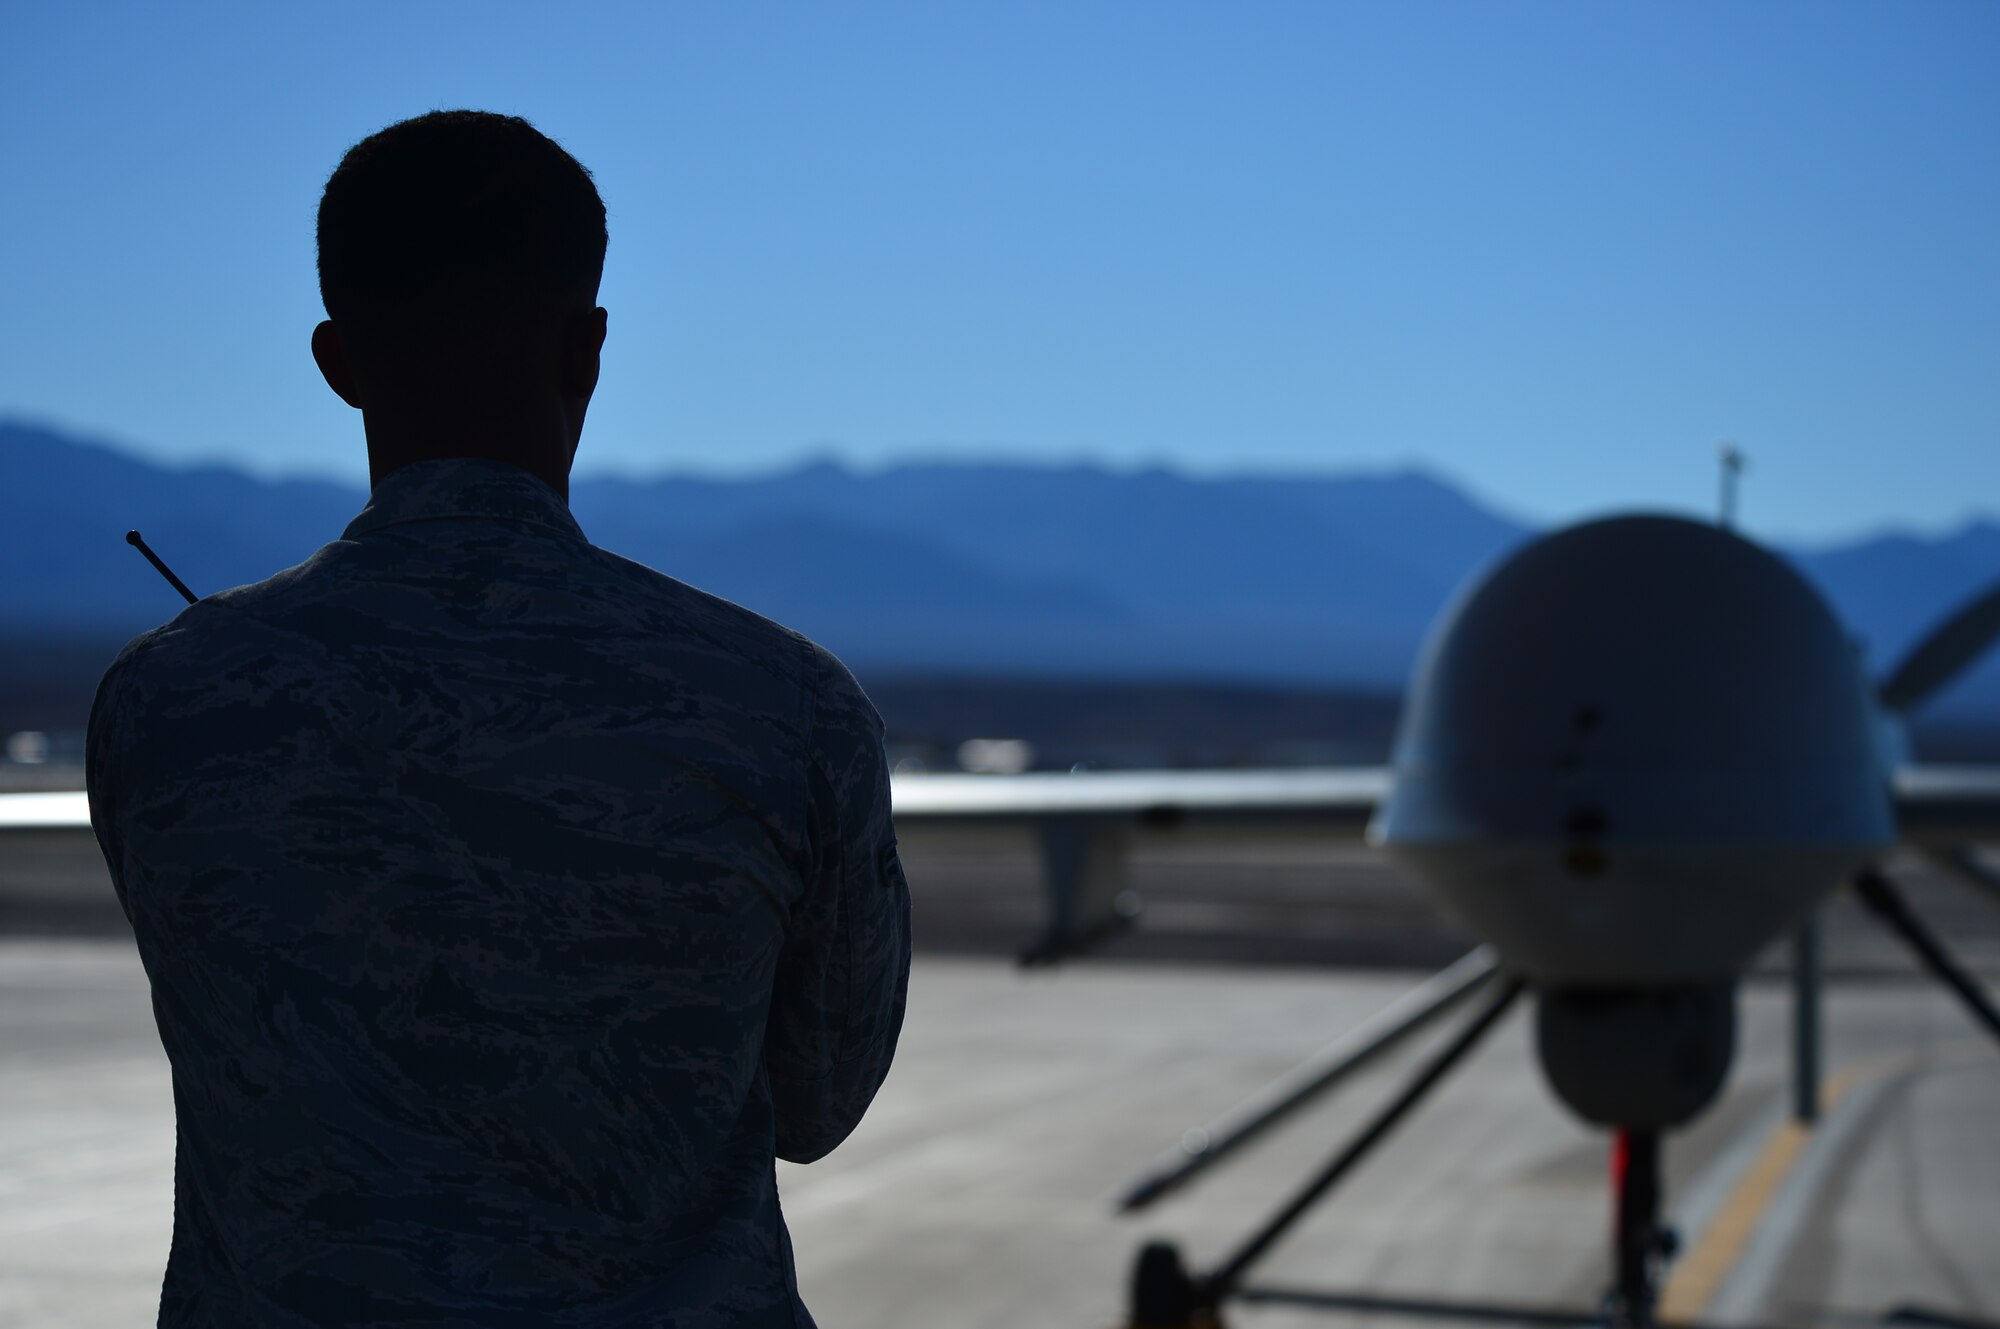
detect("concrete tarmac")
[2,937,1997,1329]
[2,833,1997,1326]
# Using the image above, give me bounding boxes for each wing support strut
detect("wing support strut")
[1019,819,1136,966]
[1790,916,1822,1124]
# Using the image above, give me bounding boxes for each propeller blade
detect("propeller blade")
[1878,581,2000,713]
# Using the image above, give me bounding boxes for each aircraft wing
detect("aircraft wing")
[890,761,2000,842]
[890,767,1388,829]
[1891,765,2000,847]
[891,762,2000,961]
[0,772,1392,834]
[890,767,1389,962]
[0,771,1391,835]
[0,790,90,832]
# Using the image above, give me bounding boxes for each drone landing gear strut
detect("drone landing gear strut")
[1126,978,1527,1329]
[1607,1128,1676,1329]
[1125,976,1692,1329]
[1854,868,2000,1049]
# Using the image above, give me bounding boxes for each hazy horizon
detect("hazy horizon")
[10,409,1997,551]
[8,413,2000,741]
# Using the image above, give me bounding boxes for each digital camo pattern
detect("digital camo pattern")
[86,458,911,1328]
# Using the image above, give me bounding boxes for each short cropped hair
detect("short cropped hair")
[316,110,607,332]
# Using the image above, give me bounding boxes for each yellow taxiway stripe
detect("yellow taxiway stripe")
[1658,1042,1983,1322]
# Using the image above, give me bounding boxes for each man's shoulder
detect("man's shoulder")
[582,545,881,737]
[91,621,175,716]
[98,553,333,686]
[85,592,268,803]
[581,543,827,669]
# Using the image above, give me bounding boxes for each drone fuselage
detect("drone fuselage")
[1373,514,1895,1124]
[1375,513,1894,984]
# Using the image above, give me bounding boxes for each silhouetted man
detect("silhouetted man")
[86,110,910,1327]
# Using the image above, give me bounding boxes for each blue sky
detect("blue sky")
[3,1,1995,542]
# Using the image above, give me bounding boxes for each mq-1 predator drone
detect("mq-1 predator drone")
[887,511,2000,1329]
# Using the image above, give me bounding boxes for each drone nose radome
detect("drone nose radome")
[1373,514,1894,985]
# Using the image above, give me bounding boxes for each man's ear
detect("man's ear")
[560,306,608,401]
[311,320,365,409]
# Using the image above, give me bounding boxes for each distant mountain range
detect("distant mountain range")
[7,418,2000,728]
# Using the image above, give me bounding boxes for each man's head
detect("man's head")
[312,110,609,495]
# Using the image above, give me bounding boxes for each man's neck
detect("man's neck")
[363,413,575,503]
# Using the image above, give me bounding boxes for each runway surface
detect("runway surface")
[1,836,1997,1327]
[3,939,1997,1328]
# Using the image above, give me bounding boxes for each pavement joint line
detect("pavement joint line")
[1657,1040,1989,1324]
[1663,1089,1788,1306]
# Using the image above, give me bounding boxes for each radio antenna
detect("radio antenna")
[126,530,198,605]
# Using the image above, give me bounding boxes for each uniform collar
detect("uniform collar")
[342,458,586,544]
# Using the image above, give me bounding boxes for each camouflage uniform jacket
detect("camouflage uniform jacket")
[85,458,911,1328]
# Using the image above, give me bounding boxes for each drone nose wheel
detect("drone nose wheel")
[1128,1240,1222,1329]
